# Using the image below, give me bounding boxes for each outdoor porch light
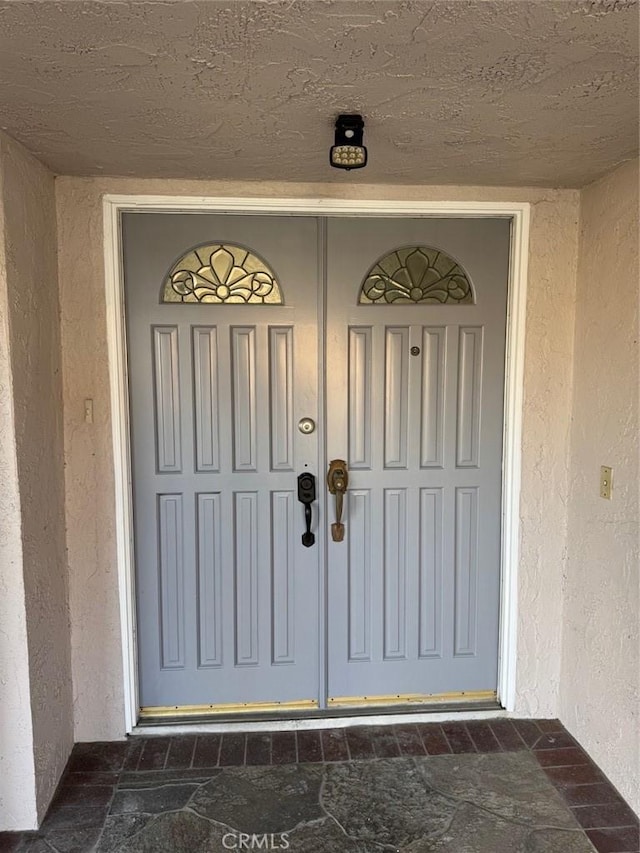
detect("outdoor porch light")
[330,114,367,170]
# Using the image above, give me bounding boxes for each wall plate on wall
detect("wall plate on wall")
[600,465,613,500]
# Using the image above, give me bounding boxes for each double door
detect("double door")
[122,212,509,716]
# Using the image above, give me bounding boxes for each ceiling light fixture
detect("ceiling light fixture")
[330,114,367,170]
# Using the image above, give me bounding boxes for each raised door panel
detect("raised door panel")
[192,327,221,473]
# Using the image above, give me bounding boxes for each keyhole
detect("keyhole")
[410,346,420,356]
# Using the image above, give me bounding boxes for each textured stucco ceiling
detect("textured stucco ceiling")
[0,0,637,187]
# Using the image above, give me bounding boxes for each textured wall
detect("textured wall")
[56,176,579,741]
[0,132,73,828]
[0,139,38,831]
[0,0,637,188]
[561,159,639,813]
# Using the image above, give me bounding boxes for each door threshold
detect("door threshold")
[134,698,502,731]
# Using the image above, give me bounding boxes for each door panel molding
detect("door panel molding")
[192,328,221,473]
[104,196,530,733]
[348,327,372,469]
[231,327,258,472]
[152,326,182,473]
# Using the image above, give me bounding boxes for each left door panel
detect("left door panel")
[123,213,320,713]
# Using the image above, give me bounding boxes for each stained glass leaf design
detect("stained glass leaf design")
[162,244,282,304]
[359,246,474,305]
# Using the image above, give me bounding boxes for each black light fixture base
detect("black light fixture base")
[330,114,367,170]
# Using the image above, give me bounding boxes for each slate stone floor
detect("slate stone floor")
[1,720,638,853]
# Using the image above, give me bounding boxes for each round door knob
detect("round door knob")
[298,417,316,434]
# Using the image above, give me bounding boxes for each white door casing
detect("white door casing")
[104,196,530,733]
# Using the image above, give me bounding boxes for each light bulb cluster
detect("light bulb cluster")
[331,145,367,169]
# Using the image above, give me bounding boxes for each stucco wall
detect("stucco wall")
[0,139,38,830]
[561,159,639,813]
[56,177,580,741]
[0,132,72,828]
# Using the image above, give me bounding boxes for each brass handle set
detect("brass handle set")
[296,459,349,545]
[327,459,349,542]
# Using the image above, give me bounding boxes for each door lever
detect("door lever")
[297,473,316,547]
[327,459,349,542]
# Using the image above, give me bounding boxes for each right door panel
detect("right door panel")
[325,217,510,705]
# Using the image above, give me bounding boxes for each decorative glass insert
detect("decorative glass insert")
[162,243,282,304]
[359,246,474,305]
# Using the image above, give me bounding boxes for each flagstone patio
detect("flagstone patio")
[1,720,637,853]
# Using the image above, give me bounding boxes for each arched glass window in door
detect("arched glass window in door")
[161,243,283,304]
[358,246,474,305]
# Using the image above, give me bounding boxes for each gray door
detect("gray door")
[123,213,321,713]
[325,217,509,706]
[124,213,509,715]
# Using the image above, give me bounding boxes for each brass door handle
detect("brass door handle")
[327,459,348,542]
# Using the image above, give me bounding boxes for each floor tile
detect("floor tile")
[271,731,297,764]
[18,841,52,853]
[346,727,375,759]
[394,724,426,756]
[466,720,502,753]
[98,810,220,852]
[95,814,152,853]
[218,733,246,766]
[535,747,590,767]
[296,729,323,762]
[562,783,628,807]
[110,783,198,815]
[0,833,32,852]
[122,740,144,771]
[286,815,366,851]
[533,731,577,750]
[192,734,220,768]
[441,722,476,753]
[14,719,637,853]
[545,763,606,787]
[62,771,119,786]
[118,768,217,787]
[490,719,528,751]
[324,758,455,847]
[418,752,581,829]
[68,743,128,773]
[41,825,103,853]
[537,719,565,733]
[164,735,196,769]
[365,726,400,758]
[190,765,323,834]
[41,805,109,833]
[245,733,271,765]
[512,719,542,747]
[135,738,169,771]
[586,825,640,853]
[571,802,639,830]
[418,724,452,755]
[321,728,350,761]
[524,828,599,852]
[51,784,114,810]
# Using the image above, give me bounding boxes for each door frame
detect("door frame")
[103,195,530,733]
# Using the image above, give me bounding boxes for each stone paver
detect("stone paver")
[2,721,637,852]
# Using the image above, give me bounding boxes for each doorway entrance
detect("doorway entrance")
[121,212,510,719]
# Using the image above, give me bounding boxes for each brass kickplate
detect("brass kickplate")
[327,690,497,707]
[139,699,319,719]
